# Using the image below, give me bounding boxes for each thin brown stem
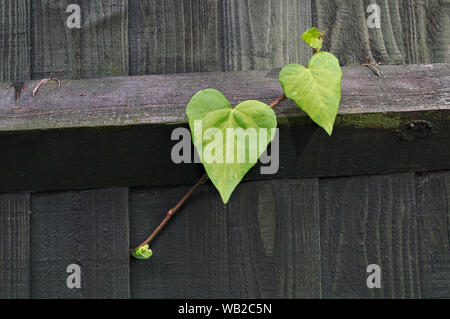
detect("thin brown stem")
[131,93,288,254]
[362,56,382,76]
[270,93,286,108]
[132,173,208,252]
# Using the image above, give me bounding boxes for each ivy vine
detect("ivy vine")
[133,27,343,259]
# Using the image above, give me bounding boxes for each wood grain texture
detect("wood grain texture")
[130,184,231,299]
[129,0,311,75]
[129,0,221,75]
[130,179,320,298]
[31,0,128,79]
[0,64,448,193]
[320,173,421,298]
[314,0,450,65]
[0,63,448,194]
[0,194,30,299]
[0,63,448,131]
[220,0,312,71]
[30,189,129,299]
[1,107,450,194]
[226,179,321,298]
[0,0,30,82]
[2,0,448,82]
[416,172,450,298]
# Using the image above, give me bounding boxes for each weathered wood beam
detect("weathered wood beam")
[0,64,448,193]
[0,63,448,132]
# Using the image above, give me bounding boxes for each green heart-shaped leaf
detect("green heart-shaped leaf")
[279,51,342,135]
[302,27,325,50]
[187,89,277,204]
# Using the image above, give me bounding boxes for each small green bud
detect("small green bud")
[132,244,153,260]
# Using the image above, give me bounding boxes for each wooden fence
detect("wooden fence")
[2,0,449,82]
[0,0,449,298]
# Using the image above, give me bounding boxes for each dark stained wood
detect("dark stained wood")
[0,0,448,300]
[30,189,129,299]
[220,0,311,71]
[0,108,450,194]
[281,111,450,180]
[0,64,448,193]
[0,64,448,131]
[130,178,320,298]
[129,0,311,75]
[1,0,448,83]
[0,194,30,299]
[226,179,321,298]
[320,173,420,298]
[31,0,128,79]
[129,0,221,75]
[314,0,450,65]
[0,0,30,83]
[130,184,231,299]
[130,0,449,74]
[416,172,450,298]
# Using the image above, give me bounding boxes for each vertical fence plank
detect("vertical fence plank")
[227,179,321,299]
[129,0,312,75]
[0,194,30,299]
[130,184,231,298]
[314,0,448,65]
[129,0,222,75]
[424,0,450,63]
[130,178,320,298]
[0,0,30,83]
[416,172,450,298]
[30,189,129,299]
[31,0,128,79]
[320,173,420,298]
[221,0,312,71]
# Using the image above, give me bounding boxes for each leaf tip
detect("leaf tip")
[220,191,232,205]
[323,121,336,136]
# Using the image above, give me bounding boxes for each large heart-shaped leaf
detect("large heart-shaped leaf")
[186,89,277,204]
[279,51,342,135]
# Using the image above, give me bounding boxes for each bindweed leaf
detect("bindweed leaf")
[186,89,277,204]
[302,27,325,50]
[279,51,342,135]
[132,244,153,260]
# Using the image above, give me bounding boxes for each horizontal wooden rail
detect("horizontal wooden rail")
[0,64,449,132]
[0,64,448,193]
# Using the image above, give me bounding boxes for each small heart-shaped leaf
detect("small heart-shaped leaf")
[302,27,325,50]
[187,89,277,204]
[279,51,342,135]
